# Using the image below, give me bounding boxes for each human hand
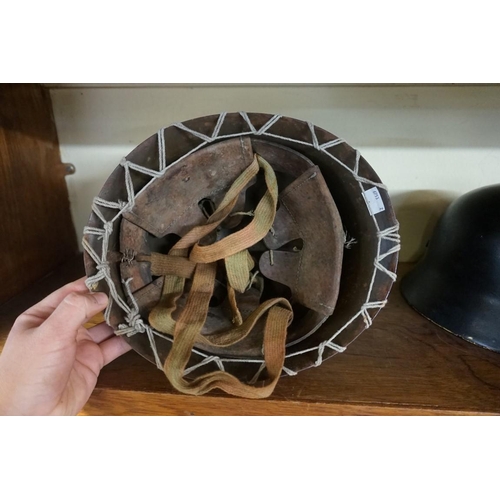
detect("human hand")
[0,278,131,415]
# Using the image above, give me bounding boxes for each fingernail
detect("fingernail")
[93,292,108,305]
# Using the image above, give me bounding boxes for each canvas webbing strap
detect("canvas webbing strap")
[147,154,293,398]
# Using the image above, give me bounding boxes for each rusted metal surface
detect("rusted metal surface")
[123,137,253,238]
[260,165,343,317]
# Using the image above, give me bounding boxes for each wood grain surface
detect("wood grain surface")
[0,84,77,304]
[1,255,500,415]
[81,389,497,416]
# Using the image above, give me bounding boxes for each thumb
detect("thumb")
[40,291,108,340]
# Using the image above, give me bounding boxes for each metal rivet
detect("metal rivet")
[64,163,76,175]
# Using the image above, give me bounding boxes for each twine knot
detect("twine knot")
[117,200,129,210]
[96,262,110,273]
[125,311,146,334]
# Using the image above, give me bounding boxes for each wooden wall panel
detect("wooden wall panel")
[0,84,77,304]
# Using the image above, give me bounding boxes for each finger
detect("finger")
[22,277,91,321]
[87,323,114,344]
[40,291,108,340]
[99,336,132,366]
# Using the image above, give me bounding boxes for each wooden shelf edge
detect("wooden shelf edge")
[4,255,500,416]
[81,388,498,416]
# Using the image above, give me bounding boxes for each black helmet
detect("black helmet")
[401,184,500,353]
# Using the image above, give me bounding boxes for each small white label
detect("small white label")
[363,187,385,215]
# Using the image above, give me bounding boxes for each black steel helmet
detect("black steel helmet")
[401,184,500,353]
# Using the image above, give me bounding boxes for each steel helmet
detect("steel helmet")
[83,112,400,398]
[401,184,500,352]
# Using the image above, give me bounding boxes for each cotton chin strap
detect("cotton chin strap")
[145,154,293,399]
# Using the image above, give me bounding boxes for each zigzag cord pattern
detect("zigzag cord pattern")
[82,113,401,379]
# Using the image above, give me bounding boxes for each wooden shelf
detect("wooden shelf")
[1,255,500,415]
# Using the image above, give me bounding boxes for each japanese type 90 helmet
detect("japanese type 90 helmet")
[83,113,400,398]
[401,184,500,353]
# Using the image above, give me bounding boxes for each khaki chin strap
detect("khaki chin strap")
[146,154,293,399]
